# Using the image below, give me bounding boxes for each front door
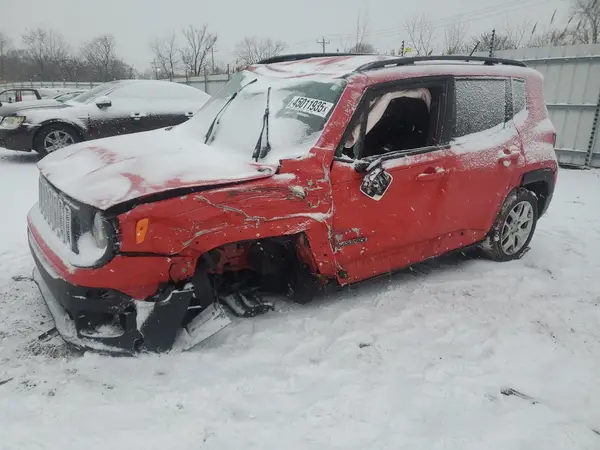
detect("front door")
[330,77,456,284]
[331,150,456,283]
[87,98,149,140]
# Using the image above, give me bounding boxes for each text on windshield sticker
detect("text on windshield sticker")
[285,96,334,118]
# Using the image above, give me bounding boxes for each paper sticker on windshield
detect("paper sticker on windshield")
[285,96,334,118]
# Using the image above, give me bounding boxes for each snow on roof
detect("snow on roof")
[250,55,534,81]
[250,55,397,79]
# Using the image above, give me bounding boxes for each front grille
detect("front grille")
[38,176,74,247]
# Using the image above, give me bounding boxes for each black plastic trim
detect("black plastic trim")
[521,168,556,217]
[356,55,527,72]
[257,53,376,64]
[30,236,192,354]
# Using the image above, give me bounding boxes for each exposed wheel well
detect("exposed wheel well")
[194,233,323,304]
[520,168,555,218]
[522,180,549,216]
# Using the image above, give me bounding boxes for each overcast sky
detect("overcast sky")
[2,0,569,72]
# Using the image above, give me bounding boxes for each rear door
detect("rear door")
[142,83,206,129]
[445,77,526,241]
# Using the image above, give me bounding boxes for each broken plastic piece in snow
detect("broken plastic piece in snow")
[175,303,232,351]
[500,388,538,404]
[0,378,14,387]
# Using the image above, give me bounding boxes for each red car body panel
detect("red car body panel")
[27,56,558,342]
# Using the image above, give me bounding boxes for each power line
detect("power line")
[221,0,556,58]
[339,0,546,40]
[289,0,546,49]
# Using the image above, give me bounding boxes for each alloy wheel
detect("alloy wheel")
[43,130,75,153]
[500,201,534,255]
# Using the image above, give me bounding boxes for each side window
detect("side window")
[512,79,526,116]
[20,90,38,101]
[455,78,506,137]
[0,90,12,103]
[341,81,447,160]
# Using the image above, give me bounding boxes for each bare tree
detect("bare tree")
[234,37,287,65]
[341,12,376,53]
[21,28,48,78]
[529,27,574,47]
[21,27,68,79]
[444,21,470,55]
[473,22,533,54]
[472,31,511,53]
[56,55,83,81]
[405,15,436,56]
[180,24,217,76]
[348,42,376,53]
[0,32,11,80]
[139,67,157,80]
[506,20,533,49]
[81,34,119,81]
[572,0,600,43]
[150,33,180,79]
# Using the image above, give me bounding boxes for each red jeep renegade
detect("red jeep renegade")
[27,54,558,353]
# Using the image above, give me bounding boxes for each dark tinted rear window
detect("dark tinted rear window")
[455,78,506,137]
[512,79,526,115]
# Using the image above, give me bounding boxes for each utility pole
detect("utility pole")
[489,28,496,58]
[211,47,217,74]
[317,36,330,53]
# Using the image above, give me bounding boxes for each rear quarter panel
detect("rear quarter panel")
[517,71,558,173]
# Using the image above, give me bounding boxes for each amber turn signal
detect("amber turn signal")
[135,218,149,244]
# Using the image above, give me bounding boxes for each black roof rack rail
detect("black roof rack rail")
[356,55,527,72]
[257,52,377,65]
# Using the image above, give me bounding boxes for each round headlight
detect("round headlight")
[92,212,108,249]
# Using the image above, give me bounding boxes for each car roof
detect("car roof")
[251,54,534,82]
[251,54,396,79]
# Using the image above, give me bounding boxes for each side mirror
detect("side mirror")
[354,156,383,174]
[360,163,393,201]
[95,96,112,108]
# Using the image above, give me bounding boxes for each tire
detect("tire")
[33,123,81,157]
[481,188,538,262]
[287,262,320,304]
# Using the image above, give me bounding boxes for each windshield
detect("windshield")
[178,71,346,162]
[69,81,120,103]
[53,91,82,102]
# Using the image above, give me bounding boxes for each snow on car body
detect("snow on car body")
[0,80,209,156]
[27,54,558,353]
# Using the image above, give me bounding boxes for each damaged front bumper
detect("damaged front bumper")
[29,232,230,354]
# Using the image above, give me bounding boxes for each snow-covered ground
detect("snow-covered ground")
[1,147,599,450]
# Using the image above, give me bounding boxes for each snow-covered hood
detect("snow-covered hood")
[0,99,65,117]
[38,127,278,210]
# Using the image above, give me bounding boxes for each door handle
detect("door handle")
[130,112,146,120]
[185,112,195,117]
[498,147,521,164]
[416,167,447,181]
